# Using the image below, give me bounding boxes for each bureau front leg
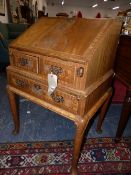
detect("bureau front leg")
[71,119,88,175]
[7,88,19,134]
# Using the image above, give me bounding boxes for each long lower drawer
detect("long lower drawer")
[7,70,79,115]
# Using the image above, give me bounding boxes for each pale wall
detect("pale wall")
[47,4,118,18]
[0,0,8,23]
[0,1,119,24]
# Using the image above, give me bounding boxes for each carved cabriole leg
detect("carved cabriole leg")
[71,88,112,174]
[71,118,90,175]
[7,87,19,134]
[96,88,113,133]
[115,88,131,141]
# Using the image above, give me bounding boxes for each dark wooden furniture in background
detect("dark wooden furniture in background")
[7,18,121,175]
[115,34,131,140]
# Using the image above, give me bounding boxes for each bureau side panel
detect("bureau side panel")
[85,20,121,89]
[70,77,112,118]
[83,76,113,116]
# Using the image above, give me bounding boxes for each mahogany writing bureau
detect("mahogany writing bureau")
[7,18,121,175]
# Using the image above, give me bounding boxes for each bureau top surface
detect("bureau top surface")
[10,17,120,63]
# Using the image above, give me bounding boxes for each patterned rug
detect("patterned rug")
[0,138,131,175]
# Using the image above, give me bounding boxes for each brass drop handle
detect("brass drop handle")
[77,67,84,77]
[16,79,27,87]
[51,92,64,103]
[34,84,41,91]
[19,58,28,66]
[32,84,42,95]
[49,65,63,75]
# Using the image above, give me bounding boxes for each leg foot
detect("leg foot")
[97,128,103,134]
[12,128,19,135]
[7,87,20,134]
[71,167,78,175]
[114,137,121,143]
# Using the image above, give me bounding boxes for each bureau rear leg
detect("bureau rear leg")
[71,119,88,175]
[96,88,113,133]
[7,89,19,134]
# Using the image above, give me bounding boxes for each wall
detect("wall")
[0,0,8,23]
[47,4,118,18]
[0,0,119,24]
[32,0,47,11]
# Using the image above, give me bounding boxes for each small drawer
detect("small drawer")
[9,49,39,73]
[39,55,85,89]
[8,71,79,114]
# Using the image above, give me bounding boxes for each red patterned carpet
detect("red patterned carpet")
[0,138,131,175]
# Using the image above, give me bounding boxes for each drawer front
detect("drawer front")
[9,49,39,73]
[8,72,79,114]
[39,56,85,88]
